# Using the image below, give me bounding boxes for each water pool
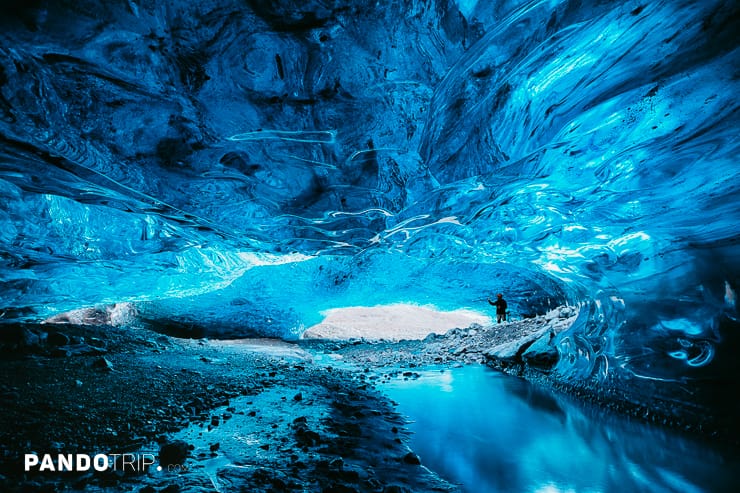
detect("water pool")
[380,365,739,493]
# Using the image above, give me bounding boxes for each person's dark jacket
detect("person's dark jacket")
[488,298,507,314]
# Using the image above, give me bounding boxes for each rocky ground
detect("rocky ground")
[0,323,456,492]
[300,306,578,371]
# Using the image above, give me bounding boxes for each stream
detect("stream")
[379,365,740,493]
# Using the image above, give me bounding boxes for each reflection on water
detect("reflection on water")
[380,366,739,493]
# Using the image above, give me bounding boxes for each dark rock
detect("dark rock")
[46,331,70,346]
[271,477,287,489]
[364,479,383,490]
[521,331,559,369]
[209,442,220,452]
[186,397,204,412]
[295,425,321,446]
[159,440,190,467]
[21,329,45,349]
[93,356,114,371]
[330,468,360,482]
[402,452,421,465]
[293,392,303,401]
[339,422,362,437]
[160,486,181,493]
[251,468,273,484]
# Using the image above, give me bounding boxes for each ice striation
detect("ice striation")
[0,0,738,426]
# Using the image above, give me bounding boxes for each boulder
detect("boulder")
[484,326,551,364]
[18,329,47,351]
[521,331,559,369]
[93,356,114,371]
[402,452,421,465]
[159,440,191,468]
[46,331,70,346]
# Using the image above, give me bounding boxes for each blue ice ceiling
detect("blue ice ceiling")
[0,0,738,391]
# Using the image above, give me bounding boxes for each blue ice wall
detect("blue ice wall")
[0,1,738,417]
[135,252,569,338]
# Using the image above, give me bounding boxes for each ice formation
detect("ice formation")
[0,0,738,419]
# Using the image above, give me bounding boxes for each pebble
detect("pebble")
[402,452,421,465]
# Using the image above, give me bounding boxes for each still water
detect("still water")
[380,365,739,493]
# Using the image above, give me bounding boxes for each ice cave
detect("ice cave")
[0,0,739,491]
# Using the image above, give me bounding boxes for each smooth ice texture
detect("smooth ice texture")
[0,1,738,416]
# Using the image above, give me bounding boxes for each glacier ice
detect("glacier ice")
[0,0,738,425]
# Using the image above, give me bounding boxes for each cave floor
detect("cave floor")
[1,308,734,492]
[0,323,456,492]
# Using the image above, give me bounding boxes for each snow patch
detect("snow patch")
[302,303,492,341]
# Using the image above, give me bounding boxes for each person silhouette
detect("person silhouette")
[488,293,507,323]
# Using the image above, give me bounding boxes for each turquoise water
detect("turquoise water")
[380,366,740,493]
